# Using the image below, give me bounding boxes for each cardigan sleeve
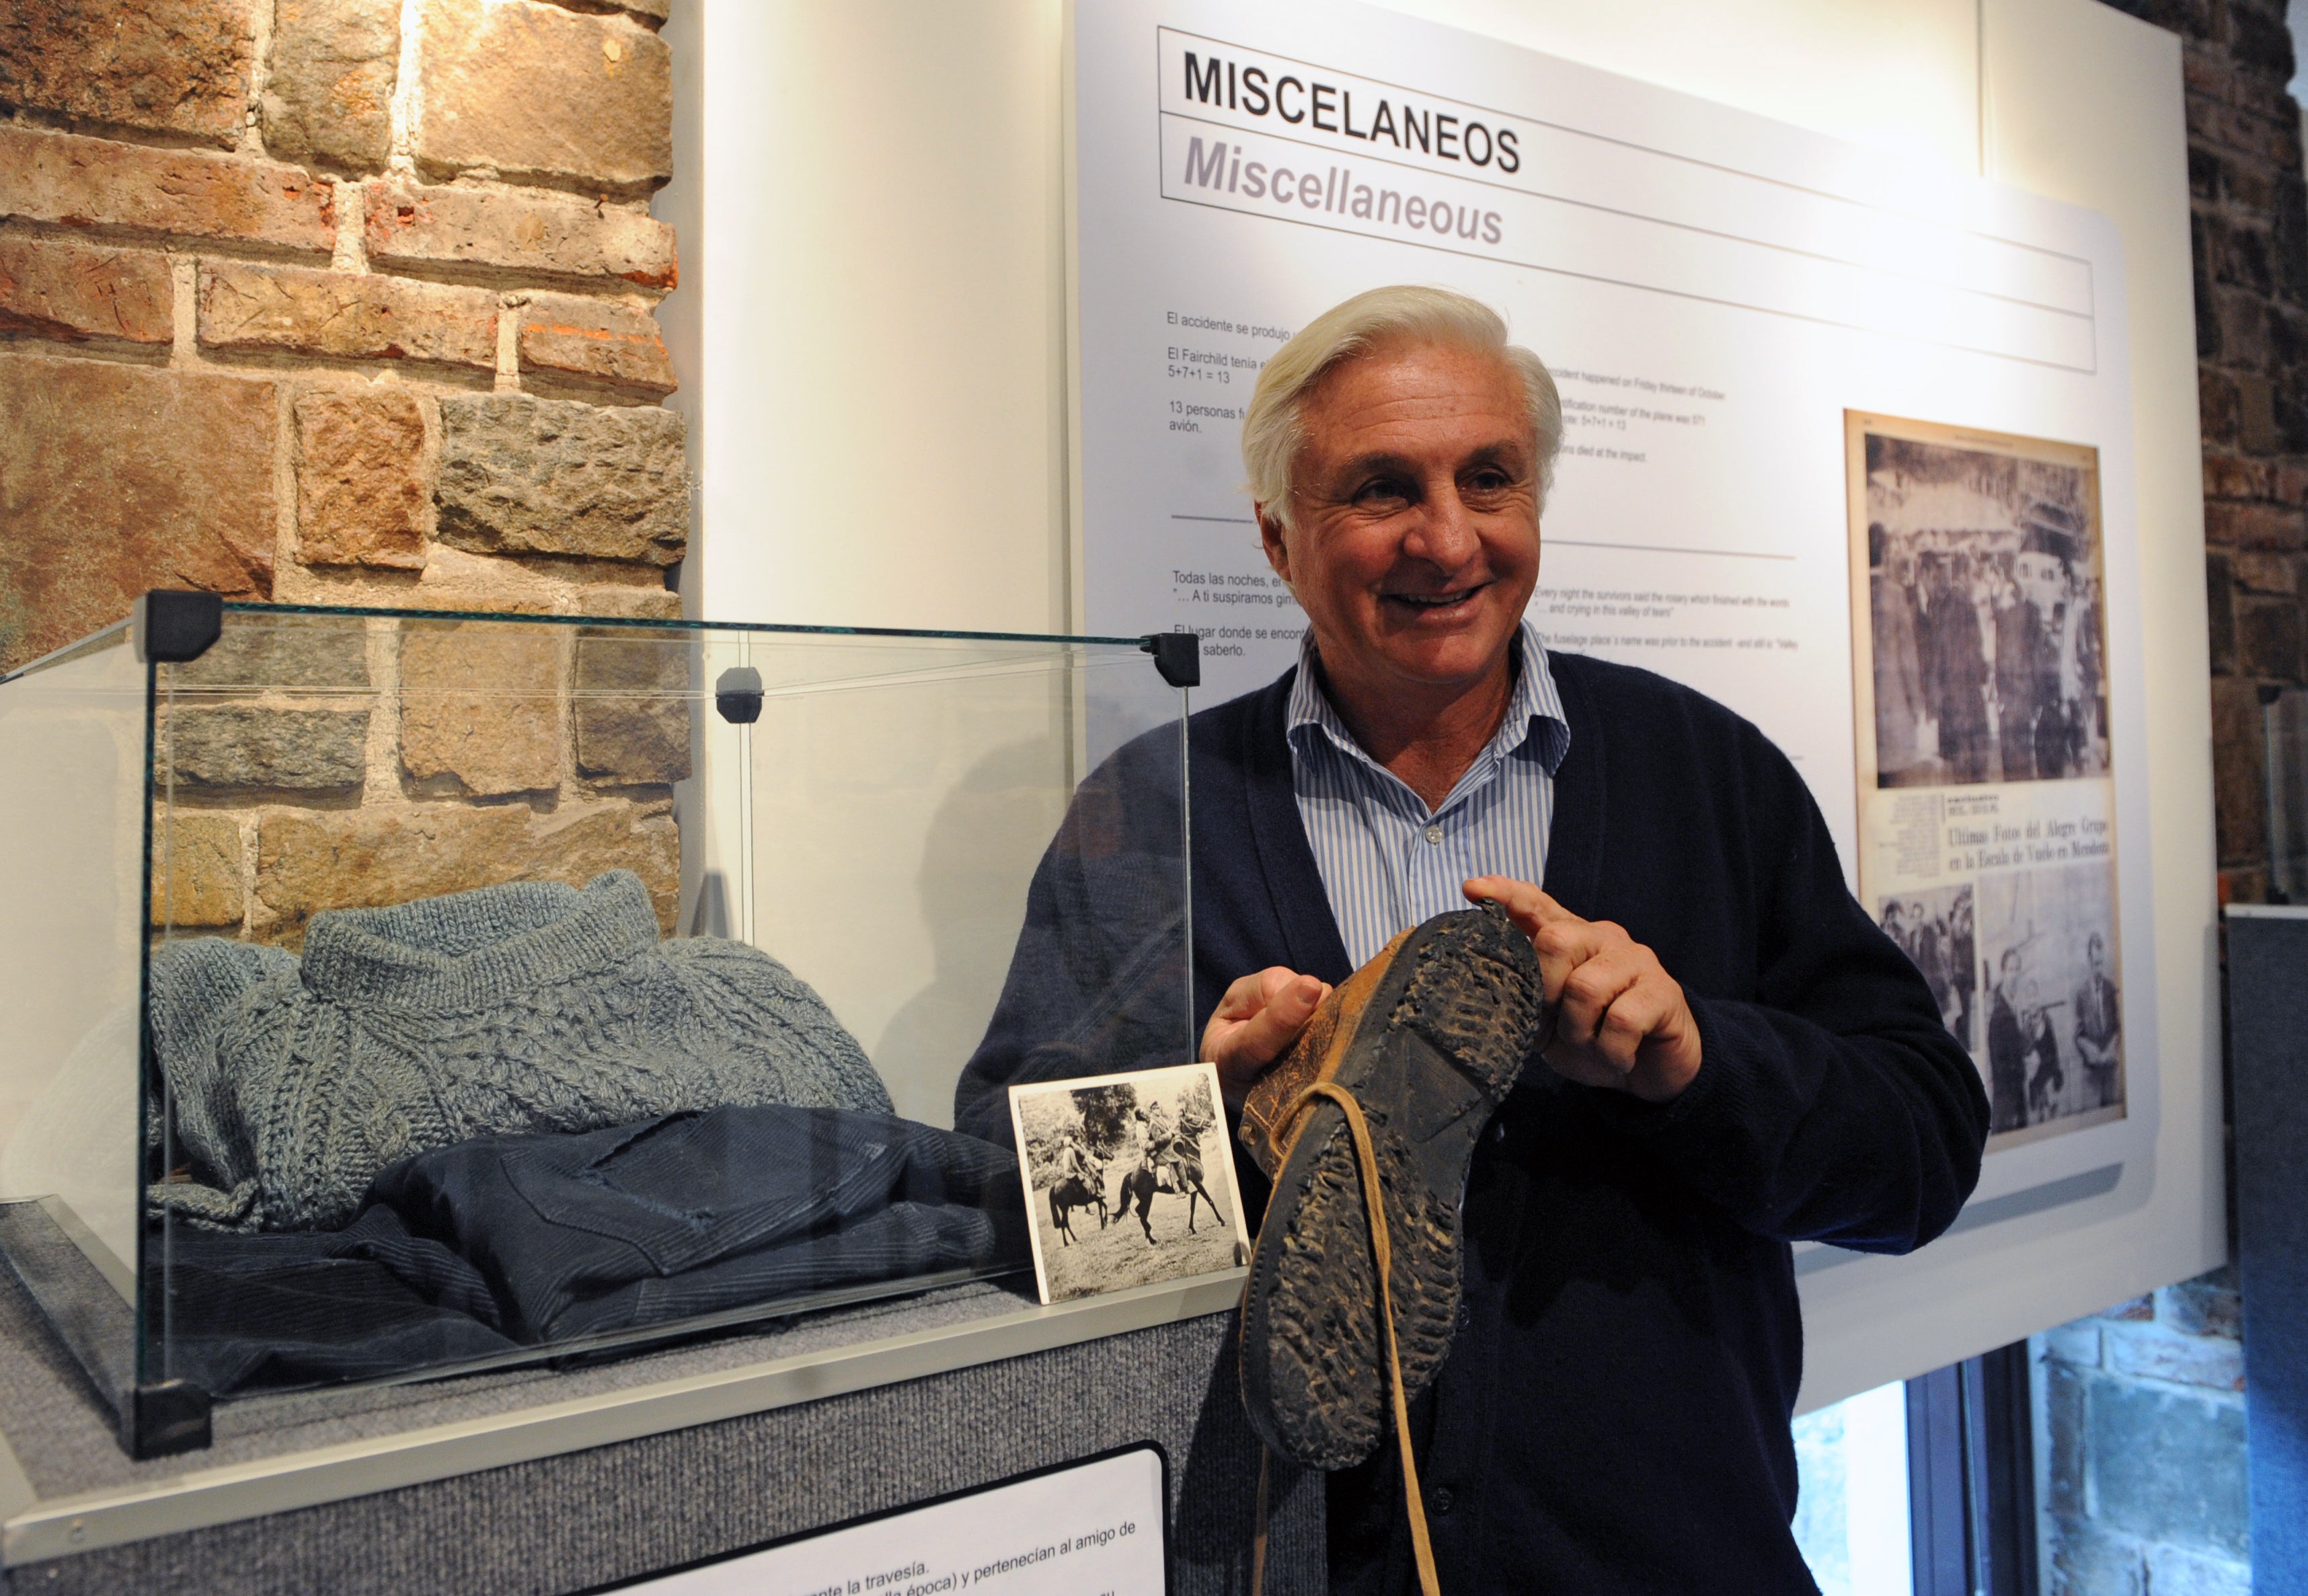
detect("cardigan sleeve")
[1579,729,1991,1255]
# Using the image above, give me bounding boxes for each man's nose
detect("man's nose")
[1403,484,1481,568]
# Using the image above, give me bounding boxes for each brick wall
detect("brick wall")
[2031,1,2300,1590]
[2134,0,2308,905]
[0,0,689,938]
[0,0,687,662]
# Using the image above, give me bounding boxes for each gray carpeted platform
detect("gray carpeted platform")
[0,1259,1323,1593]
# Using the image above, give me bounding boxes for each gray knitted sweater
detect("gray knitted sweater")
[148,871,891,1231]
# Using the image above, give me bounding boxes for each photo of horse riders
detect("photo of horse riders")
[1007,1063,1250,1305]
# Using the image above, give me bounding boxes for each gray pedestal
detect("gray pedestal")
[0,1267,1322,1595]
[2225,905,2308,1596]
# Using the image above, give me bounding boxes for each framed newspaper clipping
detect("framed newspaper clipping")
[1847,412,2123,1151]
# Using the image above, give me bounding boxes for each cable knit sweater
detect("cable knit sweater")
[148,870,892,1231]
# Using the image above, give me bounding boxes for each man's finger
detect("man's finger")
[1594,979,1675,1070]
[1204,972,1328,1073]
[1465,876,1576,918]
[1235,975,1328,1063]
[1532,917,1616,1007]
[1211,967,1297,1024]
[1461,876,1530,933]
[1555,946,1645,1052]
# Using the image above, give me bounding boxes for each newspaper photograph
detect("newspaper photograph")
[1848,413,2123,1148]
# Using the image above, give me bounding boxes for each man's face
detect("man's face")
[1259,339,1541,698]
[2089,938,2106,976]
[2015,551,2065,609]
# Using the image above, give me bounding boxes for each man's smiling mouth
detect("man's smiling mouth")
[1383,585,1487,613]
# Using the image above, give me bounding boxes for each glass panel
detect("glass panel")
[122,607,1188,1420]
[0,626,147,1410]
[1794,1380,1914,1596]
[726,632,1190,1133]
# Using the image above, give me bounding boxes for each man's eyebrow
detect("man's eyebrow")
[1323,441,1533,481]
[1328,450,1420,482]
[1457,442,1530,473]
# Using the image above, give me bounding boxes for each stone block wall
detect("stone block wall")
[153,616,689,947]
[0,0,689,940]
[2036,1270,2251,1593]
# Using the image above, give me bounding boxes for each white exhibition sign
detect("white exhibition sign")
[1071,0,2161,1364]
[603,1446,1167,1595]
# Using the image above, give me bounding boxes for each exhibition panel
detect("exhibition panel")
[1067,0,2202,1410]
[0,601,1194,1457]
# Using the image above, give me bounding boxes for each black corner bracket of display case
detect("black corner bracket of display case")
[714,665,765,724]
[0,1199,210,1458]
[126,1381,213,1461]
[133,591,224,667]
[1141,632,1200,689]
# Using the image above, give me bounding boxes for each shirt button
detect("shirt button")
[1430,1486,1457,1516]
[1423,824,1444,845]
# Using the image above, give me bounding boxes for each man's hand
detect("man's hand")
[1464,876,1703,1103]
[1202,967,1332,1107]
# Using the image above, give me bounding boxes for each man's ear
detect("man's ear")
[1256,502,1293,582]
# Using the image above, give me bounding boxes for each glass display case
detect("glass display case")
[0,596,1195,1456]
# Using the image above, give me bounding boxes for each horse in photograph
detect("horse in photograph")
[1048,1161,1108,1246]
[1114,1136,1227,1244]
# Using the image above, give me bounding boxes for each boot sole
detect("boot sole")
[1238,903,1545,1470]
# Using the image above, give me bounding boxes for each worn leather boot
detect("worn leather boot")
[1236,899,1547,1470]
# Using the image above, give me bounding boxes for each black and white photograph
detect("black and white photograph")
[1848,416,2109,792]
[1876,884,1977,1054]
[1974,862,2124,1143]
[1006,1063,1249,1305]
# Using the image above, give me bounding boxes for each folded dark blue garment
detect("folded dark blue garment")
[151,1106,1025,1394]
[157,1209,519,1394]
[365,1104,1027,1342]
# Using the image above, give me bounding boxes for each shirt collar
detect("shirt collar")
[1286,619,1571,777]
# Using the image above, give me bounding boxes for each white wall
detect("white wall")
[662,1,1071,636]
[659,0,2219,1409]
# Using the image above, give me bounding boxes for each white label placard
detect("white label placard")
[1071,0,2158,1229]
[597,1445,1167,1595]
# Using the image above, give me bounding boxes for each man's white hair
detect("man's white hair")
[1241,284,1563,528]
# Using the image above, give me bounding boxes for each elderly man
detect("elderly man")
[959,285,1986,1594]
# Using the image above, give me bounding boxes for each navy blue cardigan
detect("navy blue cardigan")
[957,652,1989,1594]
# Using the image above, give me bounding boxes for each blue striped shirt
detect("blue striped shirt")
[1288,622,1572,966]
